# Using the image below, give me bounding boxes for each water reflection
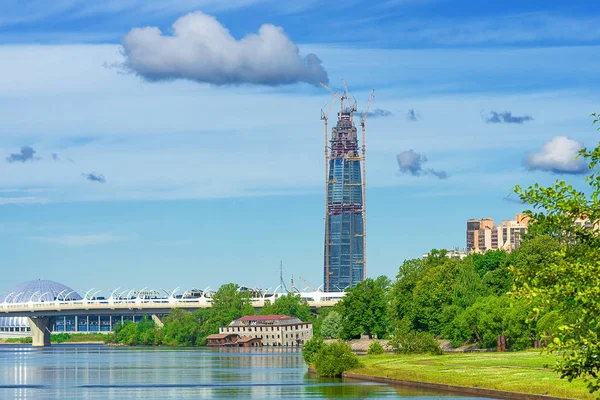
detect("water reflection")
[0,345,489,399]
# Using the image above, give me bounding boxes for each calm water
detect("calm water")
[0,345,490,399]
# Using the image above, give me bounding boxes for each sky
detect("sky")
[0,0,599,296]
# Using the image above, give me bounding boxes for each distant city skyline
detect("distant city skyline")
[1,0,598,294]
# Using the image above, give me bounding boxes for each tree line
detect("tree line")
[105,282,314,346]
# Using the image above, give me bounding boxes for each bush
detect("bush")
[367,340,385,355]
[302,336,324,365]
[51,333,71,343]
[313,341,361,377]
[388,318,443,355]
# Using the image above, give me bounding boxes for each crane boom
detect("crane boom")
[360,89,374,281]
[298,276,316,292]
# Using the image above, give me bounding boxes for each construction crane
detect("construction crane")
[341,78,357,113]
[298,276,316,292]
[320,83,340,293]
[360,89,375,281]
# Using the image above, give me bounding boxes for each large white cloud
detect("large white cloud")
[524,136,587,174]
[120,11,328,86]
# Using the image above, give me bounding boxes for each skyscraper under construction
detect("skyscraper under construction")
[322,82,373,292]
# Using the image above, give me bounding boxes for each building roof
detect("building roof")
[236,336,262,343]
[0,279,82,303]
[206,333,238,339]
[236,315,295,321]
[0,279,83,329]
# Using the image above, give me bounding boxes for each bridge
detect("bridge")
[0,289,345,347]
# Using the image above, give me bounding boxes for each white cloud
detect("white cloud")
[30,234,126,246]
[120,11,328,86]
[524,136,587,174]
[0,197,48,205]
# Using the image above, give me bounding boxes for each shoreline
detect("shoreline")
[342,371,572,400]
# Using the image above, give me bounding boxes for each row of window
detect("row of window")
[224,324,309,333]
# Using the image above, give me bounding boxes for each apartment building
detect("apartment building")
[466,214,529,253]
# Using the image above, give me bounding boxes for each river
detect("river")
[0,344,491,399]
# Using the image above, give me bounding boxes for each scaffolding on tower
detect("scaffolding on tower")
[319,80,374,291]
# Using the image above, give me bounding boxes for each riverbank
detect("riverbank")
[1,333,107,345]
[348,352,593,399]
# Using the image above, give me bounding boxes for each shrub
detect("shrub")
[313,341,360,377]
[388,318,443,355]
[367,340,385,355]
[302,336,324,365]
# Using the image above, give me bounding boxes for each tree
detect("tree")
[259,293,312,322]
[513,114,600,394]
[162,308,202,346]
[388,318,442,355]
[313,342,360,377]
[200,283,255,341]
[411,258,460,334]
[302,336,324,365]
[337,276,390,339]
[390,258,423,325]
[367,340,385,355]
[320,310,343,339]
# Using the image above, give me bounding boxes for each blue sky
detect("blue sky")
[0,0,598,295]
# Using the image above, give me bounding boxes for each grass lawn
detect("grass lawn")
[352,351,594,399]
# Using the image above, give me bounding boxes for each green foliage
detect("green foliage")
[260,293,312,322]
[389,245,539,350]
[391,258,423,325]
[411,258,460,334]
[512,113,600,394]
[313,341,360,377]
[302,336,325,365]
[367,340,385,355]
[388,318,443,355]
[451,296,532,350]
[162,309,201,346]
[320,310,343,339]
[107,283,256,347]
[311,307,333,338]
[337,276,391,339]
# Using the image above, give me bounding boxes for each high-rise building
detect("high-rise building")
[466,214,529,253]
[323,90,366,292]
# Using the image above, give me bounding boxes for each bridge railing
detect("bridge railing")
[0,291,346,314]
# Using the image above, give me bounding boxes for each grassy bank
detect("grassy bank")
[352,352,593,399]
[2,333,106,344]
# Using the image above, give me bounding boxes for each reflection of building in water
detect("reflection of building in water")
[0,279,151,338]
[218,315,312,347]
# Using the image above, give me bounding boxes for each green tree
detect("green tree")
[411,258,460,334]
[337,276,390,339]
[200,283,255,341]
[259,293,312,322]
[320,310,343,339]
[513,113,600,394]
[162,308,202,346]
[388,318,442,355]
[390,258,423,325]
[367,340,385,355]
[313,341,360,377]
[302,336,325,365]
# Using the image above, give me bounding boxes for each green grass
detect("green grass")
[352,351,594,399]
[3,333,106,344]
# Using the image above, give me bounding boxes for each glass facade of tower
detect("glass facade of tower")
[324,108,365,292]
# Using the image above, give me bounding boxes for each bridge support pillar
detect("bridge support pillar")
[28,317,55,347]
[151,314,164,328]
